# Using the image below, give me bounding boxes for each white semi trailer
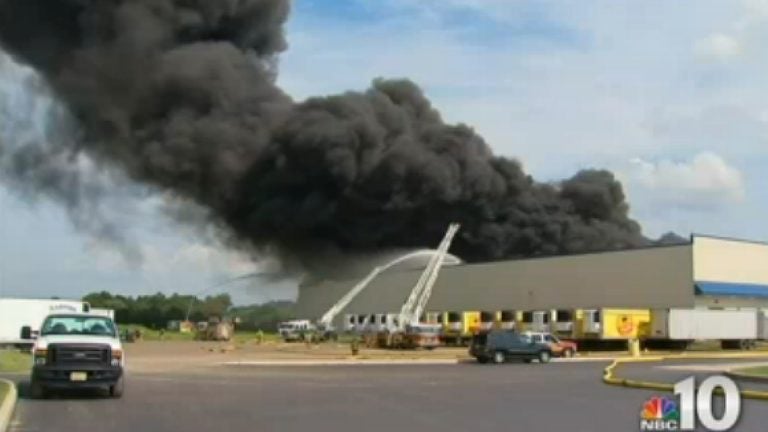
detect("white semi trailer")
[650,308,766,349]
[90,308,116,319]
[0,298,93,346]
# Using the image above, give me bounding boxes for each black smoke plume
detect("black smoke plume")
[0,0,648,268]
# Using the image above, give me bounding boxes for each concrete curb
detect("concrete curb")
[0,379,18,432]
[603,356,768,401]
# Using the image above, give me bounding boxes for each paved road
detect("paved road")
[5,360,768,432]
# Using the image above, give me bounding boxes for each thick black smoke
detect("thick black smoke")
[0,0,649,267]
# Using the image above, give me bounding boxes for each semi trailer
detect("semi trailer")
[575,308,651,340]
[649,308,767,349]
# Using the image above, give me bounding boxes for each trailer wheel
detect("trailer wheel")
[738,339,756,350]
[721,340,733,350]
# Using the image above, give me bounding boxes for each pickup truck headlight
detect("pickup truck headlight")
[33,349,47,365]
[111,349,123,366]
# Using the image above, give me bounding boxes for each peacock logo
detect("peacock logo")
[640,396,680,430]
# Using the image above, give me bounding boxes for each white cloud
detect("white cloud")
[742,0,768,17]
[694,33,743,61]
[626,152,746,209]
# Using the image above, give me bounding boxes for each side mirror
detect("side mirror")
[20,326,33,340]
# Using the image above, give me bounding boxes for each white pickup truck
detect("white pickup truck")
[24,313,125,398]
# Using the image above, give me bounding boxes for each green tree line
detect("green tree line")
[83,291,295,331]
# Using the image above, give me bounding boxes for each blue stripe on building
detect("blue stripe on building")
[695,281,768,298]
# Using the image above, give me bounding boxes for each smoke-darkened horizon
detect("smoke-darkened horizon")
[0,0,655,270]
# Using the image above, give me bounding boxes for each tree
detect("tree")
[81,291,290,328]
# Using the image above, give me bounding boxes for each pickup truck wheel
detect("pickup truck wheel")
[538,350,551,364]
[30,380,47,399]
[493,351,506,364]
[110,376,125,398]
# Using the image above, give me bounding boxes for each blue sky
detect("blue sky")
[1,0,767,303]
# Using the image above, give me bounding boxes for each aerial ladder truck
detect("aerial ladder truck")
[378,223,461,349]
[299,246,460,342]
[279,223,461,343]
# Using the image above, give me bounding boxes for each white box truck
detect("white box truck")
[90,308,116,319]
[0,298,93,346]
[650,308,762,349]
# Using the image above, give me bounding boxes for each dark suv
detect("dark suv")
[470,330,552,364]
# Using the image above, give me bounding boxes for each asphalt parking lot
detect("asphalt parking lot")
[5,358,768,432]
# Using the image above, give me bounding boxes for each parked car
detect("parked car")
[523,331,578,358]
[469,330,552,364]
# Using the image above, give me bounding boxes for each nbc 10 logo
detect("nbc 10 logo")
[640,376,741,431]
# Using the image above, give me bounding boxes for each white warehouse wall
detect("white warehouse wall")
[693,236,768,285]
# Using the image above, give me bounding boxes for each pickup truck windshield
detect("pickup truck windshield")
[41,315,117,337]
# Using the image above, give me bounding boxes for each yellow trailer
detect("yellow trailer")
[518,310,552,333]
[441,311,481,345]
[551,309,575,337]
[499,310,519,330]
[478,311,501,331]
[574,308,651,340]
[514,309,577,336]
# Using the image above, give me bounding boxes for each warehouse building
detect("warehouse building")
[296,235,768,328]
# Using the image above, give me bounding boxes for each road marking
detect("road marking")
[603,356,768,401]
[659,361,768,372]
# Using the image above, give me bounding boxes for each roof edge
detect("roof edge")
[692,233,768,247]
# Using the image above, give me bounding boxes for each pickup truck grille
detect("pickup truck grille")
[49,344,110,366]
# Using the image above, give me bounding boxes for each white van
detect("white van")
[278,320,316,341]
